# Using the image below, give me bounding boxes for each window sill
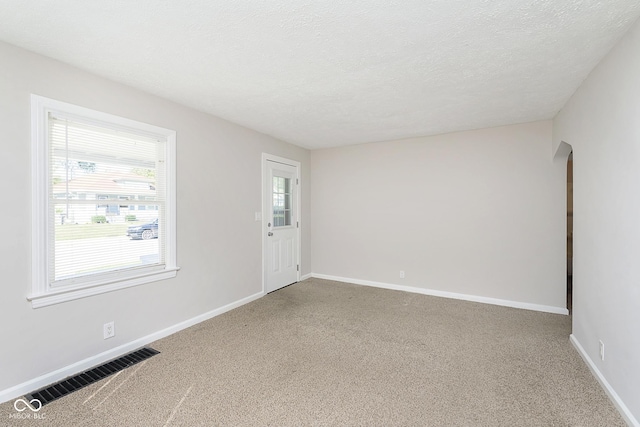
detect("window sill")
[28,267,180,308]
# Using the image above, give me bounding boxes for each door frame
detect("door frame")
[262,153,301,293]
[553,140,573,318]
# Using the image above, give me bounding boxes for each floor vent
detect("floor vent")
[25,347,160,407]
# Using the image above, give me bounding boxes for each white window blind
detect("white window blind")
[30,95,178,308]
[49,113,167,285]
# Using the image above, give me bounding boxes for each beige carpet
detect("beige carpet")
[0,278,625,426]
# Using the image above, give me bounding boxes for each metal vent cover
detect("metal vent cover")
[25,347,159,406]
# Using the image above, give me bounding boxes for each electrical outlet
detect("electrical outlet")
[399,270,405,279]
[599,340,604,361]
[103,322,115,340]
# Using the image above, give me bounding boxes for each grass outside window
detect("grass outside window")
[55,222,147,241]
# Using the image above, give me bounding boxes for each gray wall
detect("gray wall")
[554,18,640,423]
[311,120,567,310]
[0,41,310,393]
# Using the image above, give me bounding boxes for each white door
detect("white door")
[263,157,299,293]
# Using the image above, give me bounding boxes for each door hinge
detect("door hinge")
[296,178,299,185]
[297,265,299,271]
[297,221,299,228]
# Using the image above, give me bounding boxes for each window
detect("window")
[30,95,178,308]
[272,176,292,227]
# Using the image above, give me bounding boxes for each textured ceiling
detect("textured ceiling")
[1,1,639,149]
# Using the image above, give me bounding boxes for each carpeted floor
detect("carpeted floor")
[0,278,625,426]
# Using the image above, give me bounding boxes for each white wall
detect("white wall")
[554,18,640,424]
[0,41,310,397]
[311,121,567,311]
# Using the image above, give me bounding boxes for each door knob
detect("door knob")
[268,232,273,237]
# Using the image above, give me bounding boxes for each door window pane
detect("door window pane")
[272,176,292,227]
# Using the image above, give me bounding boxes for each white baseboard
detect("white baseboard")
[0,291,264,405]
[311,273,569,315]
[570,335,638,426]
[300,273,312,281]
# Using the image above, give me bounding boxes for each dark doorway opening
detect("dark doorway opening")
[567,153,573,313]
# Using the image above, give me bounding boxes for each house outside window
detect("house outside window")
[30,95,178,308]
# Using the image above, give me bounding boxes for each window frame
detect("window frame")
[30,95,178,308]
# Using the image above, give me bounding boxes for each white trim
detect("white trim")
[261,153,302,294]
[29,95,179,308]
[0,290,264,404]
[31,95,49,299]
[164,129,178,276]
[570,335,639,427]
[28,268,179,309]
[311,273,569,315]
[300,273,312,281]
[31,95,175,137]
